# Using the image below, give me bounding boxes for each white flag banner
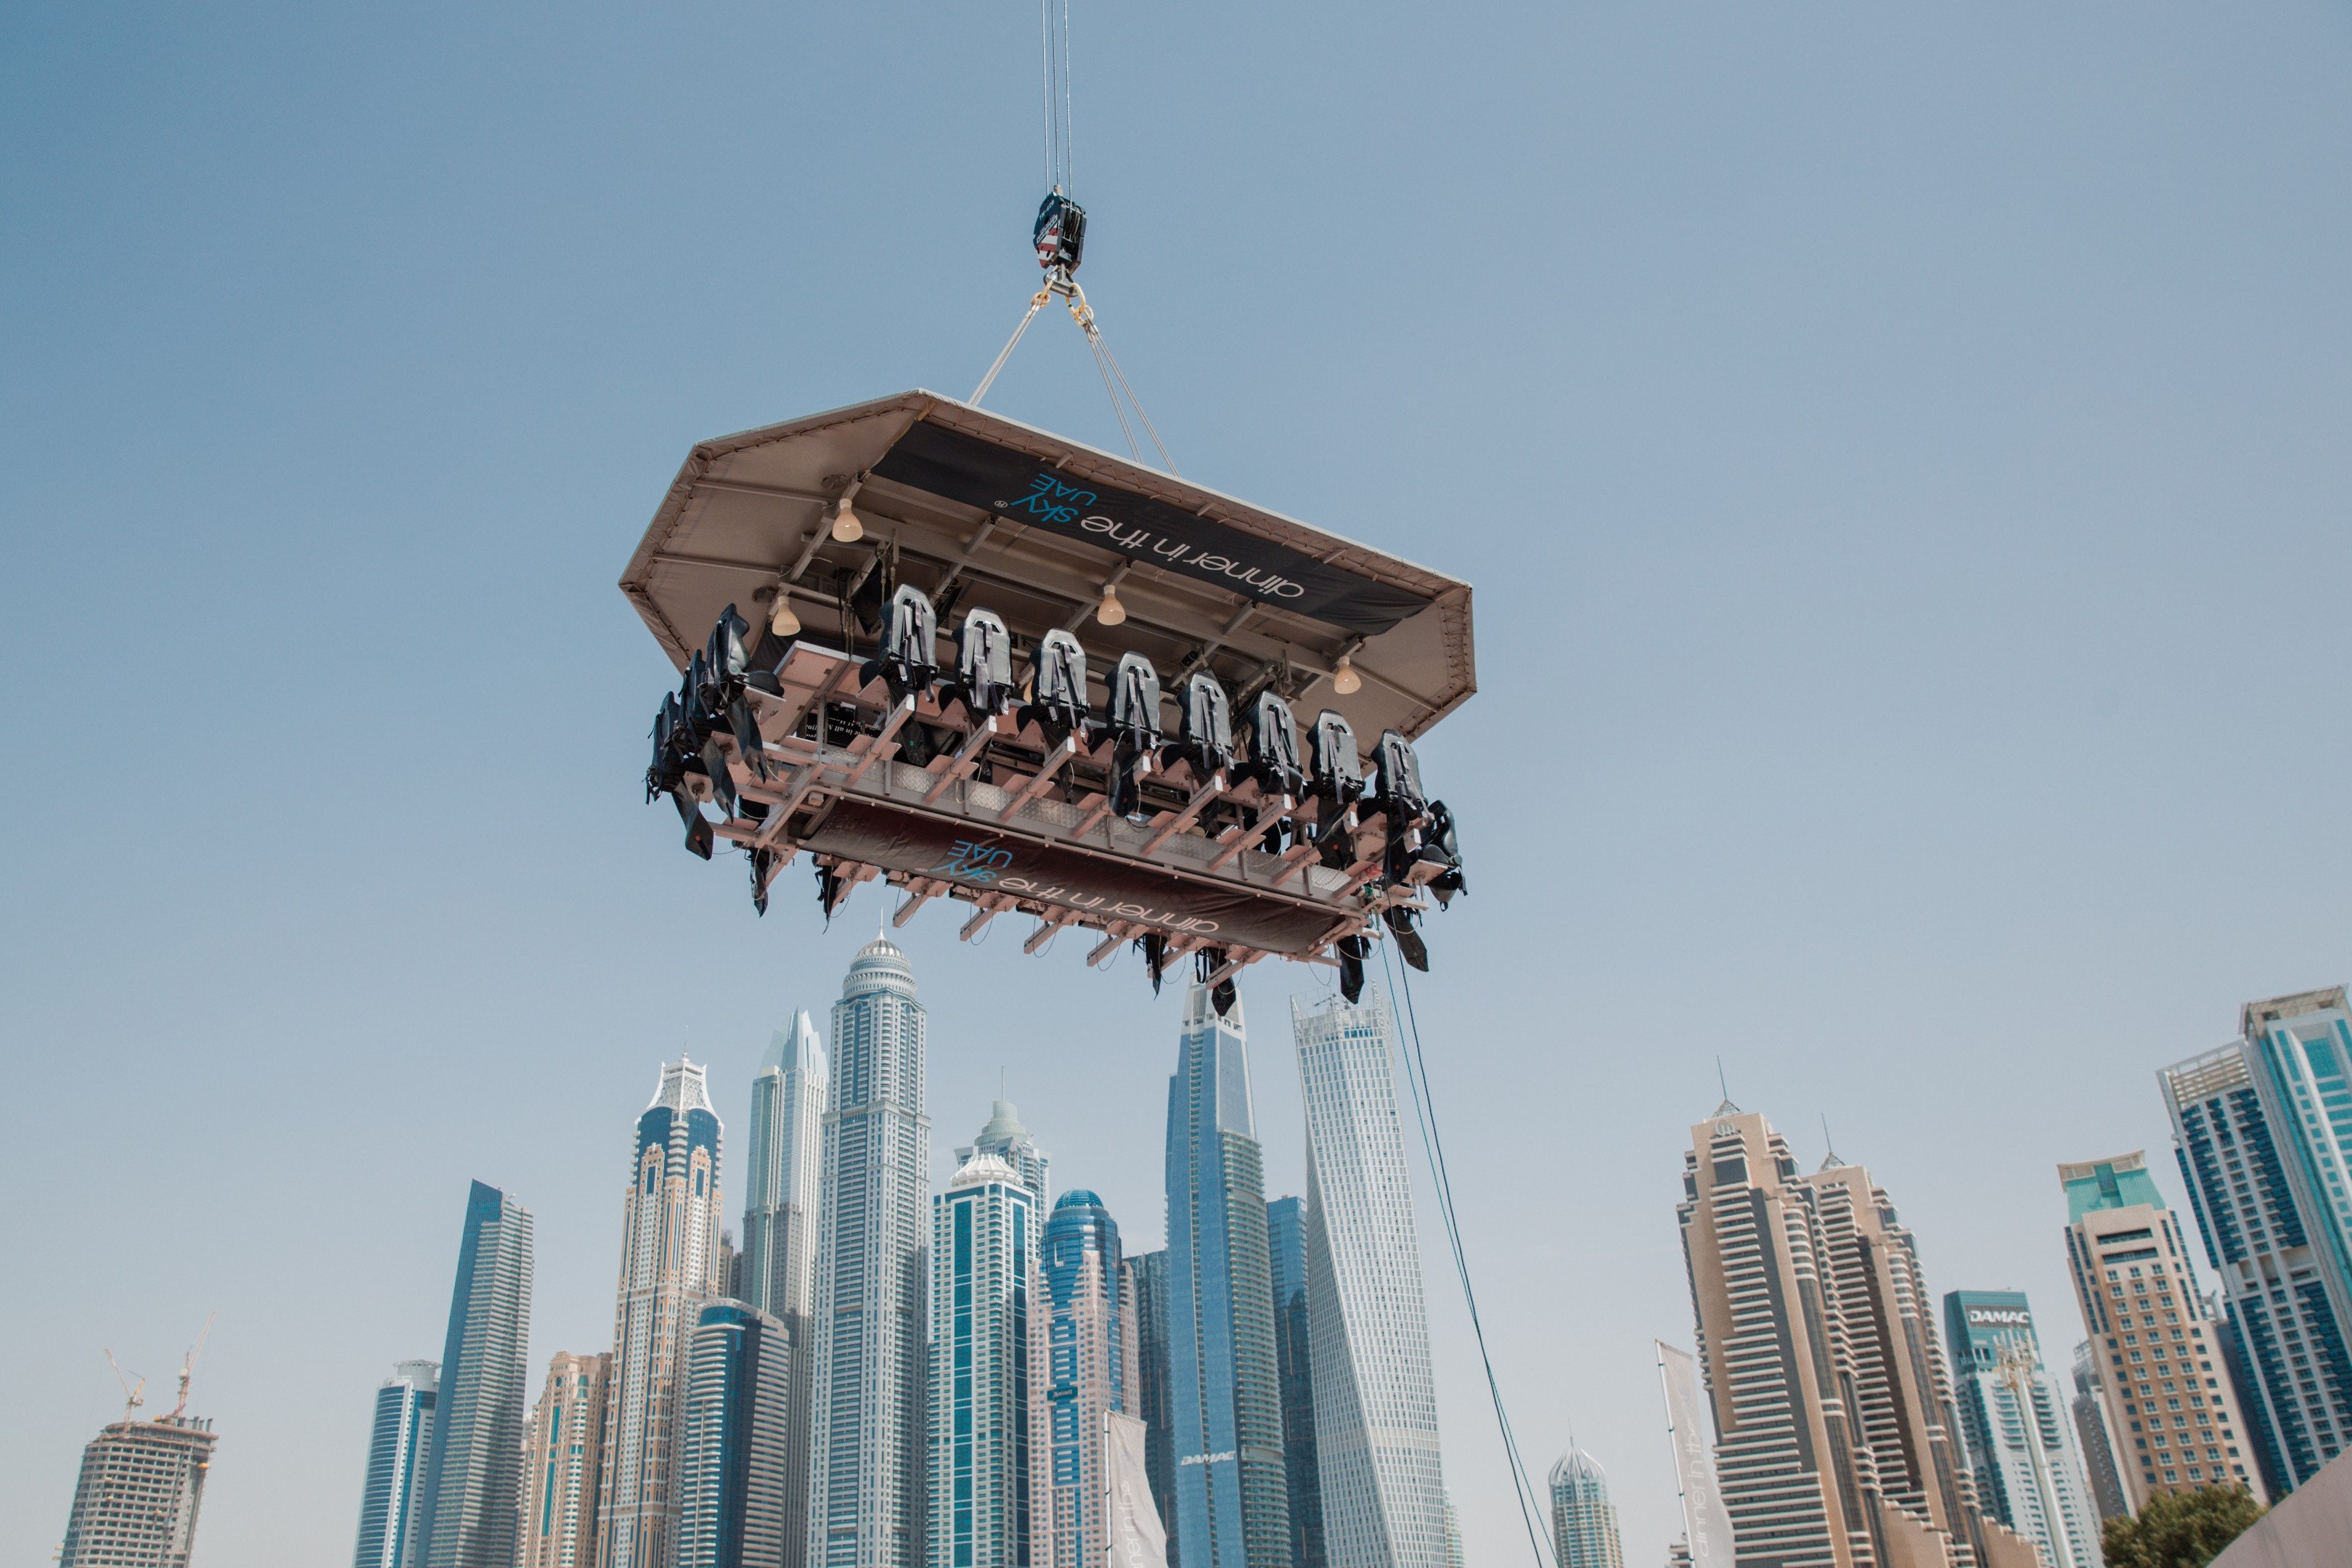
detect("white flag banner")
[1655,1341,1734,1568]
[1104,1411,1170,1568]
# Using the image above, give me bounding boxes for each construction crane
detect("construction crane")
[168,1312,216,1421]
[102,1350,146,1423]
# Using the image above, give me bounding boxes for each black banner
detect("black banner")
[800,799,1343,955]
[870,420,1432,637]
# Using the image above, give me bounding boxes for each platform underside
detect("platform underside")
[703,640,1432,980]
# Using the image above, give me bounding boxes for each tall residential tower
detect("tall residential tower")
[417,1181,536,1568]
[2161,988,2352,1493]
[931,1153,1035,1568]
[1941,1292,2101,1568]
[1546,1447,1623,1568]
[522,1352,611,1568]
[1164,984,1291,1568]
[809,937,933,1568]
[742,1010,829,1566]
[356,1360,438,1568]
[603,1058,728,1568]
[1265,1198,1323,1568]
[1292,994,1447,1568]
[959,1099,1051,1208]
[1030,1188,1136,1568]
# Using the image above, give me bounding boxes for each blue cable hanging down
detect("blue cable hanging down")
[1380,939,1559,1568]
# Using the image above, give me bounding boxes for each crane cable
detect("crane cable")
[971,0,1176,476]
[1379,936,1559,1568]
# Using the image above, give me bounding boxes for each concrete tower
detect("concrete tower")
[1291,994,1446,1568]
[1679,1108,2033,1568]
[523,1352,611,1568]
[59,1413,219,1568]
[2058,1149,2266,1511]
[1164,983,1291,1568]
[603,1058,727,1568]
[418,1181,536,1568]
[809,936,933,1568]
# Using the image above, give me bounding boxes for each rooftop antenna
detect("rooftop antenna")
[103,1350,147,1423]
[1712,1056,1739,1117]
[169,1312,216,1421]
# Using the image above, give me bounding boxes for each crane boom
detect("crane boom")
[171,1311,217,1420]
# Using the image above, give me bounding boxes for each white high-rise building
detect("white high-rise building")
[1546,1448,1624,1568]
[809,937,932,1568]
[957,1099,1051,1209]
[60,1415,219,1568]
[1291,993,1448,1568]
[603,1058,727,1568]
[1942,1293,2102,1568]
[743,1010,829,1568]
[931,1153,1036,1568]
[356,1361,438,1568]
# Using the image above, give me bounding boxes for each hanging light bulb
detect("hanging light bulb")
[1096,582,1127,626]
[769,589,801,637]
[830,497,865,543]
[1331,652,1362,695]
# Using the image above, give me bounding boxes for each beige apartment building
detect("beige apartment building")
[1677,1106,2037,1568]
[2057,1150,2268,1508]
[520,1351,611,1568]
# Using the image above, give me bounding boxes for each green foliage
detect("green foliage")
[2100,1485,2266,1568]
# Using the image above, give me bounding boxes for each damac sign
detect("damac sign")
[869,420,1434,637]
[1967,1309,2032,1326]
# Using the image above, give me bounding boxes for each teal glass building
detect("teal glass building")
[354,1360,438,1568]
[676,1300,794,1568]
[929,1153,1034,1568]
[415,1180,534,1568]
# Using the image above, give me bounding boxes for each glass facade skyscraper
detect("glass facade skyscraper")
[676,1301,796,1568]
[931,1153,1035,1568]
[1124,1249,1177,1567]
[1940,1291,2101,1568]
[1029,1188,1135,1568]
[417,1180,535,1568]
[1291,994,1446,1568]
[356,1360,438,1568]
[1545,1448,1623,1568]
[1265,1198,1322,1568]
[1164,983,1292,1568]
[2066,1342,2129,1523]
[742,1009,828,1567]
[2162,988,2352,1494]
[810,936,932,1568]
[604,1058,728,1568]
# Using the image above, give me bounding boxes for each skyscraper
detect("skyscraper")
[2161,989,2352,1493]
[1265,1198,1323,1568]
[1941,1291,2102,1568]
[810,936,932,1568]
[605,1058,728,1568]
[1031,1187,1136,1568]
[2066,1342,2129,1523]
[1124,1249,1177,1567]
[523,1352,612,1568]
[959,1099,1052,1208]
[58,1412,219,1568]
[2059,1149,2266,1508]
[356,1360,439,1568]
[1546,1447,1624,1568]
[931,1152,1035,1568]
[1164,983,1292,1568]
[676,1301,796,1568]
[1291,994,1446,1568]
[1678,1108,2031,1568]
[742,1010,829,1568]
[417,1180,536,1568]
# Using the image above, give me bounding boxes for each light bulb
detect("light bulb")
[1096,584,1127,626]
[1332,653,1362,695]
[769,594,801,637]
[830,498,865,543]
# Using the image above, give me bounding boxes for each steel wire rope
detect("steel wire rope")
[1377,936,1559,1568]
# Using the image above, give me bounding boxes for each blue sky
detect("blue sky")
[4,3,2348,1561]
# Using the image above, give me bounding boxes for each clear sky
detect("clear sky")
[4,3,2348,1563]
